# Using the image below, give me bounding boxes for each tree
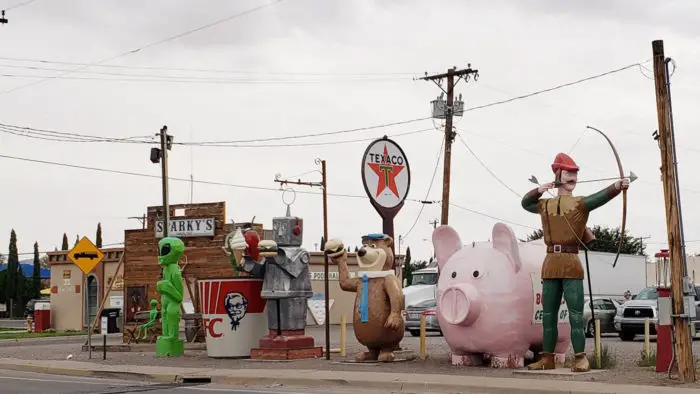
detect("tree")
[320,236,325,251]
[32,242,41,299]
[96,223,102,248]
[6,230,19,317]
[354,246,359,252]
[405,247,412,267]
[74,234,80,247]
[62,233,69,250]
[0,253,5,266]
[519,229,544,243]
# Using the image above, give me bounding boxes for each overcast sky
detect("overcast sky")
[1,0,699,265]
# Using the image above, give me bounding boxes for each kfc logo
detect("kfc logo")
[203,317,223,338]
[224,292,248,330]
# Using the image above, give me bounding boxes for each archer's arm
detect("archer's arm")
[521,188,544,214]
[583,183,621,211]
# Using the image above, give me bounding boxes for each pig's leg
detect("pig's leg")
[355,347,380,362]
[451,352,483,366]
[490,347,527,369]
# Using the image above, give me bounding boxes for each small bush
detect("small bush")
[589,344,616,369]
[638,349,657,367]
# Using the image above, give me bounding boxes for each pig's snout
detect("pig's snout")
[438,283,482,326]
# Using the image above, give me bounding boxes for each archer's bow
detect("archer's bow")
[585,125,627,268]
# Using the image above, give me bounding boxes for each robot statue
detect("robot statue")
[237,200,322,359]
[155,237,185,357]
[136,299,159,341]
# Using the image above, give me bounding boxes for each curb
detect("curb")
[0,363,182,384]
[208,375,570,394]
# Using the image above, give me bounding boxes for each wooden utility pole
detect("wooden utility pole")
[421,66,479,225]
[651,39,695,382]
[274,159,330,360]
[150,126,173,237]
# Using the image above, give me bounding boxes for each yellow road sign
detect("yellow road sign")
[67,237,104,275]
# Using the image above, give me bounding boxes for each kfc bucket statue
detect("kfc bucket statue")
[198,279,268,358]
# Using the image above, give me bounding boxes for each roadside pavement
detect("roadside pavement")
[1,357,699,394]
[0,319,26,330]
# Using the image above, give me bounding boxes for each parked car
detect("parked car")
[614,285,700,341]
[583,296,621,337]
[402,298,442,337]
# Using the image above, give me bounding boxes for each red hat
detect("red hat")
[551,153,579,173]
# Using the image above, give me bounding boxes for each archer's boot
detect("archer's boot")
[571,352,590,372]
[527,352,555,370]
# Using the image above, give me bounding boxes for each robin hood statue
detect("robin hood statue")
[521,152,629,372]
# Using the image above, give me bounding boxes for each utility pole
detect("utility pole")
[429,218,438,229]
[150,126,173,237]
[651,39,695,382]
[274,159,330,361]
[420,65,479,225]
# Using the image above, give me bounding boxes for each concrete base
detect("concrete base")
[334,350,416,364]
[250,346,323,360]
[513,368,606,376]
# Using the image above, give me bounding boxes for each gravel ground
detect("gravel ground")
[3,326,700,389]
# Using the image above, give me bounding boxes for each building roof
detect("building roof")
[0,261,50,279]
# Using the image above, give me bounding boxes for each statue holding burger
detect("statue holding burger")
[231,210,319,357]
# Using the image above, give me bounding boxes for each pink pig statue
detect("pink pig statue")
[433,222,571,368]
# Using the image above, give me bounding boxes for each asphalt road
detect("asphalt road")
[0,370,446,394]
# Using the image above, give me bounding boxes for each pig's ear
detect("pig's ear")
[432,225,462,270]
[492,223,521,273]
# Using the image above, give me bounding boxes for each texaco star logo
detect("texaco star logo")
[367,144,405,198]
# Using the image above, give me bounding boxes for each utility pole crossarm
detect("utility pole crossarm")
[420,66,479,81]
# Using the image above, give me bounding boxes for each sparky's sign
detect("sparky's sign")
[155,218,215,238]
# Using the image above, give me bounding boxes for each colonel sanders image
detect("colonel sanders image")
[224,292,248,330]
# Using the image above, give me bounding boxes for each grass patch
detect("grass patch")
[0,327,25,332]
[588,344,616,369]
[0,330,86,340]
[638,349,657,367]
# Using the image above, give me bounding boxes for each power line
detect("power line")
[0,70,412,84]
[0,56,418,76]
[449,202,538,230]
[456,131,522,198]
[0,153,539,228]
[0,121,433,147]
[401,136,444,239]
[0,0,286,96]
[3,0,37,11]
[461,61,649,113]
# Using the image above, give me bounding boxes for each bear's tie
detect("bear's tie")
[359,274,369,323]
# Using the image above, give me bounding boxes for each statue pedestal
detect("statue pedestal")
[251,329,322,360]
[156,336,184,357]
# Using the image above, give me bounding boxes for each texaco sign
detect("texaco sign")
[361,137,411,210]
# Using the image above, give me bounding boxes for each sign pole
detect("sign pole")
[101,315,108,360]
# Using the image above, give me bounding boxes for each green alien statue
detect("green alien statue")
[136,299,159,340]
[155,237,185,357]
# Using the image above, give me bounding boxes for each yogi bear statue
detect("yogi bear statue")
[521,153,629,372]
[155,237,185,357]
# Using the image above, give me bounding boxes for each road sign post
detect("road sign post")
[68,237,105,360]
[101,316,108,360]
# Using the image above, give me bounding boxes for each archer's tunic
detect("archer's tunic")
[521,185,621,279]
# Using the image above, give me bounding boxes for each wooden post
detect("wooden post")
[594,319,601,367]
[652,39,695,382]
[340,314,346,357]
[644,318,651,358]
[419,315,427,360]
[85,255,124,346]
